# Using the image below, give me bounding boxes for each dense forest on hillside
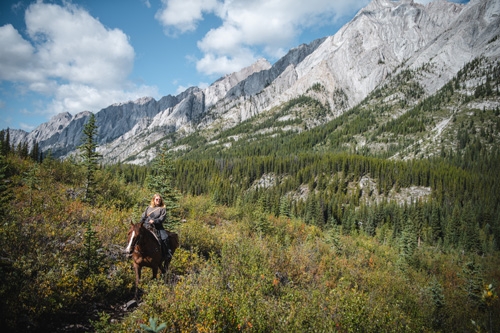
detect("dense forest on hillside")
[1,56,500,332]
[0,148,499,332]
[164,57,500,256]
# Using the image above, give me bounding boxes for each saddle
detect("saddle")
[145,225,172,260]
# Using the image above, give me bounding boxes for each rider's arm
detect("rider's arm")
[152,208,166,225]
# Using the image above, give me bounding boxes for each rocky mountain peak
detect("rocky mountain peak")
[15,111,76,147]
[6,0,499,165]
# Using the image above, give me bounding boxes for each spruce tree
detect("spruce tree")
[0,154,11,217]
[22,163,40,211]
[78,113,101,205]
[428,276,446,330]
[398,217,418,270]
[461,259,484,308]
[79,218,105,278]
[29,140,40,162]
[2,129,11,156]
[279,195,291,218]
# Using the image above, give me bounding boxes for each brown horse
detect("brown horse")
[125,222,179,298]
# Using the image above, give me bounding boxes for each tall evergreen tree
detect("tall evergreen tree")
[398,217,418,270]
[461,259,484,308]
[22,163,40,212]
[1,129,11,156]
[29,140,40,162]
[444,203,461,249]
[79,218,105,278]
[279,195,291,218]
[0,154,11,217]
[78,113,101,204]
[428,276,446,330]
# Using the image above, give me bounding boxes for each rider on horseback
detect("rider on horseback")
[141,194,172,260]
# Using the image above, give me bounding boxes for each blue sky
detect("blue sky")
[0,0,469,132]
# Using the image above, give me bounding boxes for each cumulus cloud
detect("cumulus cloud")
[0,24,38,82]
[156,0,370,76]
[155,0,220,34]
[0,2,157,118]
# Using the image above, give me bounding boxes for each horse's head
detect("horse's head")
[125,222,144,255]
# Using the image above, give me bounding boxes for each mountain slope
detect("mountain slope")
[7,0,500,165]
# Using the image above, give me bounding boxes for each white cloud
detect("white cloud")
[156,0,370,77]
[0,24,38,82]
[196,49,258,76]
[175,81,209,95]
[24,2,134,88]
[0,2,157,118]
[19,122,36,132]
[155,0,220,34]
[46,83,158,115]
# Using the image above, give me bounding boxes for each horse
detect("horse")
[125,222,179,298]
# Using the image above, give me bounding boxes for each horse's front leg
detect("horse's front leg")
[134,264,142,299]
[152,266,158,279]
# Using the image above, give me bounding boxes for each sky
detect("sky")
[0,0,469,132]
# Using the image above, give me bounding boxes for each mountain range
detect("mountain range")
[7,0,500,165]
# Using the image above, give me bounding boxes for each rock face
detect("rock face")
[7,0,500,164]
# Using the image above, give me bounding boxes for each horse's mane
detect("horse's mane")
[141,224,161,244]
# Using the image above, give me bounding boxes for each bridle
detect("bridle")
[126,228,143,255]
[126,223,161,256]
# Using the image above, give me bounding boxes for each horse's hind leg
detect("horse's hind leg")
[159,259,167,274]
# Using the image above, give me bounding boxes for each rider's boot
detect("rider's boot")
[161,239,172,260]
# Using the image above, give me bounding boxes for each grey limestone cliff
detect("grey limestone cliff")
[7,0,500,165]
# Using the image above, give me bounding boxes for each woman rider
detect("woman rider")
[141,193,171,259]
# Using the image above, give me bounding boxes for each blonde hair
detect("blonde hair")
[150,194,165,208]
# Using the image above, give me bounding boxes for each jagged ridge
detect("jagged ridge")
[7,0,500,165]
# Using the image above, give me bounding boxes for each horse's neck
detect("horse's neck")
[140,227,160,244]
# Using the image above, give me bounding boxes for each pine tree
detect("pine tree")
[79,218,105,278]
[78,113,101,204]
[398,217,418,270]
[29,140,40,162]
[1,128,11,156]
[326,225,343,255]
[428,276,446,330]
[253,199,272,237]
[22,163,40,211]
[279,195,291,218]
[0,154,11,217]
[430,203,442,243]
[413,200,425,247]
[444,203,461,249]
[460,203,481,253]
[460,259,484,308]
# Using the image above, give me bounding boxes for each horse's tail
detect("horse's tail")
[168,231,180,252]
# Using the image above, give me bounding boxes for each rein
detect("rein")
[130,226,160,255]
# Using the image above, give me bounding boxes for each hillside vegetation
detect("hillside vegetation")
[0,56,499,332]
